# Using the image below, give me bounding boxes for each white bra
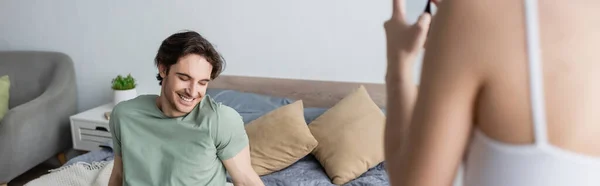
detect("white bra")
[462,0,600,185]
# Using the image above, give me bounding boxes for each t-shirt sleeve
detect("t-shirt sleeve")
[109,106,122,156]
[214,105,249,161]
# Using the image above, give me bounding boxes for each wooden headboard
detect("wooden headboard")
[208,75,386,108]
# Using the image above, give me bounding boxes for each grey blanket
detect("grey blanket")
[255,155,389,186]
[63,142,114,167]
[64,141,389,186]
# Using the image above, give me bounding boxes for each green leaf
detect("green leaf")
[111,73,136,90]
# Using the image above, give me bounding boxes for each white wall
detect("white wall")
[0,0,428,111]
[1,2,464,185]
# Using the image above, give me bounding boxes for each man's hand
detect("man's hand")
[384,0,433,80]
[222,146,264,186]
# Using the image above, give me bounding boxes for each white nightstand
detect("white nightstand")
[70,103,114,151]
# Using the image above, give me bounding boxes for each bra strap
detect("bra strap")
[524,0,548,146]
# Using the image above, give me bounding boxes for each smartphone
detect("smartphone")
[423,0,434,46]
[424,0,432,14]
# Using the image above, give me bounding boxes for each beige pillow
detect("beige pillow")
[0,75,9,121]
[245,100,318,175]
[308,85,386,185]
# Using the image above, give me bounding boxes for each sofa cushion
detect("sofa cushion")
[0,75,9,120]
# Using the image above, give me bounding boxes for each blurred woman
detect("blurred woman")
[383,0,600,185]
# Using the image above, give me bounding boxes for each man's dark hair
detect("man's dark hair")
[154,30,225,85]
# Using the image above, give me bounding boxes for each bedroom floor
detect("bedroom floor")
[7,149,83,186]
[7,163,55,186]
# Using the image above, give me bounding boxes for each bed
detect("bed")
[31,75,389,186]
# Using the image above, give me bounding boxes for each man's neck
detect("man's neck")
[155,95,186,118]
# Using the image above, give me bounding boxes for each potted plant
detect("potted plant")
[111,74,137,105]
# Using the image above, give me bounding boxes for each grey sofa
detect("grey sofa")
[0,51,77,183]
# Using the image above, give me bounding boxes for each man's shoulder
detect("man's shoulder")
[198,95,243,123]
[112,94,157,116]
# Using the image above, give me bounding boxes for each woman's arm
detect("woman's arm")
[386,0,486,185]
[382,0,430,175]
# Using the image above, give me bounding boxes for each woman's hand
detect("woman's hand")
[383,1,437,185]
[384,0,433,80]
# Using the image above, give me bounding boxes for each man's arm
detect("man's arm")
[108,106,123,186]
[108,155,123,186]
[222,146,264,186]
[214,106,264,186]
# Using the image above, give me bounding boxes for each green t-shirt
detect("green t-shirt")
[109,94,248,186]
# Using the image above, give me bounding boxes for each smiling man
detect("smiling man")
[108,31,264,186]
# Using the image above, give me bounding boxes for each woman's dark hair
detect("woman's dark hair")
[154,30,225,85]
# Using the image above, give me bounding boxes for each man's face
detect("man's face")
[159,54,212,116]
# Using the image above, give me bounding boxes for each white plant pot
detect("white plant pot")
[113,89,137,106]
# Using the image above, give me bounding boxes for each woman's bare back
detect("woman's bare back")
[473,0,600,156]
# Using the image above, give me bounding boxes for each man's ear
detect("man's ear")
[158,64,167,78]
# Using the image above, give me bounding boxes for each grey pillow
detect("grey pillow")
[206,88,294,123]
[207,89,386,124]
[303,107,329,124]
